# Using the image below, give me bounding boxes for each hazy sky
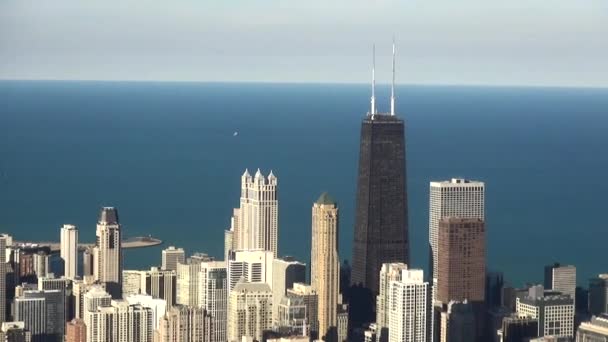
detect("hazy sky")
[1,0,607,86]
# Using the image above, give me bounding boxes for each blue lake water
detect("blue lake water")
[1,80,607,287]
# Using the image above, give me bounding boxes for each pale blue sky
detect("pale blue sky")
[1,0,607,86]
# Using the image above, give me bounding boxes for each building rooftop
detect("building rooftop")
[98,207,119,225]
[315,192,336,205]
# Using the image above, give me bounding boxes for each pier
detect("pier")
[14,236,163,253]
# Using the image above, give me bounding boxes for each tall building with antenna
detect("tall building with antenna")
[351,41,409,296]
[94,207,123,298]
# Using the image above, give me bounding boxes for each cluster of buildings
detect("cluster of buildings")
[0,45,606,342]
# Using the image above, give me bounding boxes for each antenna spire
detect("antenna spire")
[371,44,376,116]
[391,37,396,116]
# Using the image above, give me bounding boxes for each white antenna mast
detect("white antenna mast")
[371,44,377,116]
[391,37,396,116]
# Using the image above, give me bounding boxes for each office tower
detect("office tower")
[228,249,274,292]
[0,322,31,342]
[198,261,227,342]
[277,295,308,335]
[85,300,154,342]
[544,263,576,299]
[122,267,176,307]
[94,207,122,298]
[486,271,504,310]
[288,283,319,338]
[310,193,340,341]
[66,318,86,342]
[429,179,484,284]
[154,305,212,342]
[125,294,167,330]
[589,274,608,315]
[0,235,6,324]
[60,224,79,279]
[377,262,409,338]
[337,303,349,342]
[161,246,185,272]
[272,257,306,325]
[576,314,608,341]
[388,268,429,342]
[439,301,475,342]
[233,169,278,256]
[82,247,94,277]
[14,290,65,342]
[227,281,272,342]
[516,285,574,338]
[37,274,72,321]
[437,217,485,303]
[175,253,212,307]
[352,44,409,295]
[499,316,539,342]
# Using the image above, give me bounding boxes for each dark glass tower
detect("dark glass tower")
[350,113,409,294]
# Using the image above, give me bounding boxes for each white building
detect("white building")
[227,281,273,342]
[516,285,575,338]
[122,267,176,307]
[73,276,98,319]
[176,253,213,307]
[60,224,79,279]
[388,269,429,342]
[198,261,228,342]
[162,246,185,272]
[233,169,278,256]
[125,294,167,330]
[429,179,484,286]
[83,285,113,326]
[546,264,576,299]
[228,250,274,293]
[0,235,6,324]
[154,305,212,342]
[377,263,409,335]
[86,300,154,342]
[94,207,123,298]
[272,257,306,325]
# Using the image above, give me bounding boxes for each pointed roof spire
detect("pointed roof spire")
[242,168,251,178]
[391,37,396,116]
[371,44,376,116]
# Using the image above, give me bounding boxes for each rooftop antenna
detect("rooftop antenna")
[391,37,396,116]
[371,44,377,117]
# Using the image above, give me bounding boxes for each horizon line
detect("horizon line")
[1,77,607,90]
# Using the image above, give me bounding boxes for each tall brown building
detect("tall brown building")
[66,318,86,342]
[437,217,485,304]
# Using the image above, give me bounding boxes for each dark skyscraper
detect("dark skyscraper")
[351,42,409,295]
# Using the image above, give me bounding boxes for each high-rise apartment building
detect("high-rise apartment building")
[82,285,112,325]
[377,262,409,337]
[154,305,212,342]
[82,247,94,277]
[94,207,122,298]
[228,249,274,293]
[198,261,227,342]
[60,224,79,279]
[311,193,340,342]
[437,217,485,303]
[351,48,409,294]
[122,267,176,307]
[0,235,6,325]
[233,169,278,256]
[589,274,608,315]
[287,283,319,338]
[388,269,430,342]
[85,300,154,342]
[516,285,574,338]
[161,246,185,272]
[544,263,576,299]
[125,294,167,330]
[272,257,306,325]
[72,276,97,319]
[576,314,608,341]
[66,318,86,342]
[227,281,273,342]
[175,253,213,307]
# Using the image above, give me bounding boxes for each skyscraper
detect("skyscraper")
[66,318,86,342]
[14,289,65,342]
[272,257,306,325]
[0,234,7,325]
[233,169,278,256]
[311,193,340,342]
[60,224,79,279]
[125,294,167,330]
[175,253,213,307]
[589,274,608,315]
[437,217,485,304]
[376,263,409,340]
[227,281,273,342]
[161,246,185,272]
[576,314,608,341]
[544,263,576,299]
[198,261,228,342]
[85,300,154,342]
[154,305,212,342]
[352,43,409,295]
[439,301,475,342]
[287,283,319,338]
[228,249,274,292]
[429,179,485,285]
[94,207,122,298]
[388,268,430,342]
[516,285,574,338]
[122,267,176,307]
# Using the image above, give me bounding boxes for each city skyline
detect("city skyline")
[1,1,608,87]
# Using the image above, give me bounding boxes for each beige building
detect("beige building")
[94,207,123,298]
[161,246,185,272]
[154,305,212,342]
[227,281,273,342]
[311,193,340,341]
[287,283,319,337]
[85,300,154,342]
[176,253,213,307]
[60,224,79,279]
[233,169,278,256]
[122,267,176,307]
